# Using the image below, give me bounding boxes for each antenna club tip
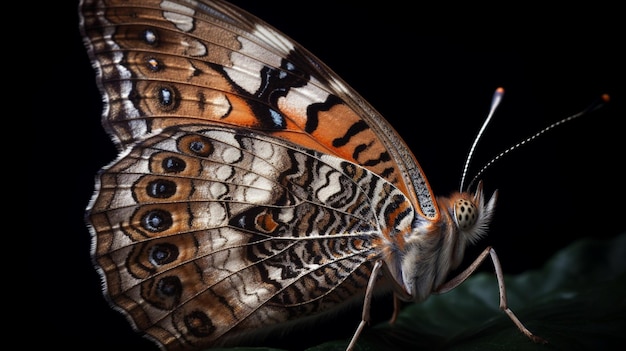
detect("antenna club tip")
[496,87,505,94]
[601,93,610,103]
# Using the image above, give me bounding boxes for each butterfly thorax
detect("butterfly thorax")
[383,183,497,302]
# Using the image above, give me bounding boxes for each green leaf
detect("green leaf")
[212,233,626,351]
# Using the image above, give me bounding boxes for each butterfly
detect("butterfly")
[80,0,548,350]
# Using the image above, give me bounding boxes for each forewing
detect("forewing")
[79,0,436,217]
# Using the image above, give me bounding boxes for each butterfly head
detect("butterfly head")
[423,182,498,280]
[450,181,498,246]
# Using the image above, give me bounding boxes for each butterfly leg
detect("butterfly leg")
[346,260,384,351]
[389,294,401,324]
[435,246,547,344]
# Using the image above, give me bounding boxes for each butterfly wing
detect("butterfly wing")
[79,0,437,218]
[88,124,413,349]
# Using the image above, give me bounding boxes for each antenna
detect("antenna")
[459,87,505,192]
[462,92,610,192]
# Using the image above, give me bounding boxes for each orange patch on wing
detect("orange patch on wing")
[220,94,267,128]
[255,211,278,233]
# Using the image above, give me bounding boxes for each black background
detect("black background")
[37,1,623,349]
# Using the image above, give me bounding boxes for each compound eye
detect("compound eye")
[454,198,478,230]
